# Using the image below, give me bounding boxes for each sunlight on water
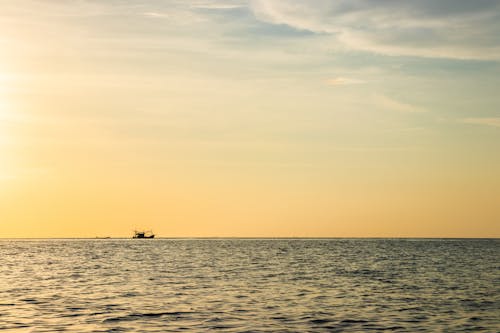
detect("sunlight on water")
[0,239,498,332]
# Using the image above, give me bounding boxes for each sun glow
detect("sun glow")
[0,72,14,180]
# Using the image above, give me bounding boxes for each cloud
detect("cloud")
[460,117,500,128]
[325,77,365,86]
[249,0,500,60]
[143,12,170,18]
[190,1,246,10]
[373,94,427,113]
[15,0,499,62]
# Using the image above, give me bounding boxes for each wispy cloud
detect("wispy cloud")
[460,117,500,128]
[325,77,365,86]
[249,0,500,60]
[373,94,427,113]
[190,1,246,10]
[143,12,170,18]
[0,167,52,182]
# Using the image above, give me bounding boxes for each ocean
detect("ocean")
[0,239,498,332]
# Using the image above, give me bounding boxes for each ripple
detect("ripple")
[102,311,193,323]
[0,239,498,332]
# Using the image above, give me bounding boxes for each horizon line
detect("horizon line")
[1,237,498,240]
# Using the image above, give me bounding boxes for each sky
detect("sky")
[0,0,499,238]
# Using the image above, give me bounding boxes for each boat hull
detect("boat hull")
[132,231,155,238]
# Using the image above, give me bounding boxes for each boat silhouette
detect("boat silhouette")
[133,230,155,239]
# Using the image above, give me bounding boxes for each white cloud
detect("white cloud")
[460,117,500,128]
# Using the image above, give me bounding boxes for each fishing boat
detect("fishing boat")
[133,230,155,239]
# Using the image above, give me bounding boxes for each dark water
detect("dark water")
[0,239,498,332]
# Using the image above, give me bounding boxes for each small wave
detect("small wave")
[209,325,236,330]
[67,307,84,311]
[20,299,42,304]
[338,319,369,326]
[102,311,191,323]
[309,318,333,324]
[60,313,83,318]
[0,326,32,332]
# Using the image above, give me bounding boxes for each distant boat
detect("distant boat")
[133,230,155,239]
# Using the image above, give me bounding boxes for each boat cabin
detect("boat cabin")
[133,230,155,238]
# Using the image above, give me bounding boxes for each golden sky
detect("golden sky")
[1,1,499,237]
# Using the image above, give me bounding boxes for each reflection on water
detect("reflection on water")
[0,239,498,332]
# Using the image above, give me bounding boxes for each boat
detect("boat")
[133,230,155,239]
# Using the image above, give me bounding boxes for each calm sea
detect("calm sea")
[0,239,498,332]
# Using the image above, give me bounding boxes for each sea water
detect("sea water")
[0,239,498,332]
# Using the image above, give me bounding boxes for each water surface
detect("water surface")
[1,239,498,332]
